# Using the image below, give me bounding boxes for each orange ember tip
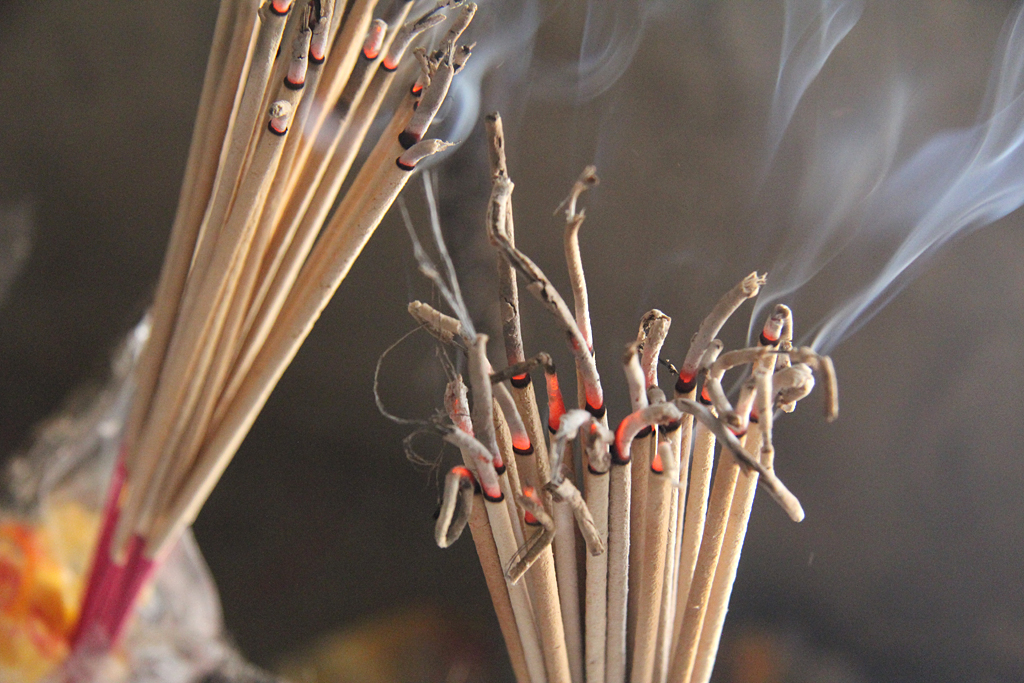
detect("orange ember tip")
[651,451,664,474]
[451,466,473,480]
[511,373,531,388]
[512,436,532,452]
[270,0,292,16]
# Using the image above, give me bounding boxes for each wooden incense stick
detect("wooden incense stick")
[624,341,649,664]
[485,127,576,683]
[544,368,585,683]
[631,435,675,683]
[689,361,776,683]
[444,377,548,683]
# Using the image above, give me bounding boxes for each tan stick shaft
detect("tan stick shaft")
[487,495,549,683]
[626,433,650,658]
[220,84,412,422]
[146,128,448,559]
[666,433,747,683]
[121,0,236,459]
[553,442,583,683]
[688,421,764,683]
[584,464,609,683]
[509,386,572,683]
[118,97,293,555]
[655,421,689,683]
[468,491,533,683]
[194,5,289,283]
[691,356,778,683]
[606,462,631,683]
[246,2,413,336]
[152,46,316,520]
[631,443,672,683]
[120,0,252,470]
[671,418,712,656]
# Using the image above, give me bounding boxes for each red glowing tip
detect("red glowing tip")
[451,466,473,480]
[512,435,532,452]
[651,451,664,473]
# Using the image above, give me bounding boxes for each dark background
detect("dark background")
[2,1,1024,681]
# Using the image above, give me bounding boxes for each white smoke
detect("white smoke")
[754,2,1024,352]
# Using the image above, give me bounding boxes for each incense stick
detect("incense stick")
[384,109,842,683]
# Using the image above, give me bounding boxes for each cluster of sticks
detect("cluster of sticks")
[398,114,839,683]
[72,0,477,651]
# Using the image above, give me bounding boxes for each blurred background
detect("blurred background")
[2,0,1024,681]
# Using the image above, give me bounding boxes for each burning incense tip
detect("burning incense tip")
[270,0,293,16]
[362,19,386,60]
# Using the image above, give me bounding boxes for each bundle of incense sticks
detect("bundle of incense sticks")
[72,0,477,651]
[395,113,839,683]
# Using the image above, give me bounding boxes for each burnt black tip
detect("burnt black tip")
[268,122,287,136]
[698,394,712,406]
[483,490,505,503]
[634,425,653,440]
[269,2,290,16]
[610,442,630,466]
[398,130,420,150]
[495,463,507,476]
[585,402,606,419]
[381,62,398,72]
[731,429,747,438]
[664,419,682,433]
[749,413,760,424]
[309,53,326,65]
[587,464,609,476]
[651,464,665,475]
[512,445,535,456]
[676,376,697,394]
[396,158,415,171]
[284,77,305,91]
[524,518,541,527]
[759,332,780,347]
[412,100,419,111]
[510,374,532,389]
[548,424,558,435]
[411,83,423,96]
